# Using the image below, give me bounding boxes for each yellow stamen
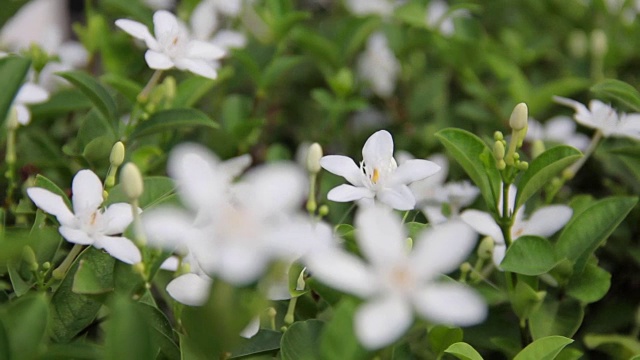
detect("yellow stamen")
[372,168,380,184]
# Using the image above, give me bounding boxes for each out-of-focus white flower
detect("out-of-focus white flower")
[27,170,141,264]
[554,96,640,140]
[357,32,400,98]
[460,185,572,267]
[190,0,247,54]
[115,10,226,79]
[345,0,400,17]
[425,0,468,37]
[13,82,49,125]
[143,0,176,10]
[0,0,68,54]
[526,116,590,152]
[321,130,441,210]
[305,205,486,349]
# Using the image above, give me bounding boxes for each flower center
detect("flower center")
[372,168,380,184]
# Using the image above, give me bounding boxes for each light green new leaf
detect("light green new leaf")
[56,71,118,123]
[500,236,557,276]
[320,299,368,360]
[436,128,501,212]
[555,196,637,273]
[591,79,640,112]
[565,263,611,304]
[513,336,573,360]
[0,56,30,123]
[444,342,484,360]
[129,108,218,140]
[280,320,324,360]
[30,88,92,117]
[515,146,582,210]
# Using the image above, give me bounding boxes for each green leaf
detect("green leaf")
[555,196,638,273]
[529,298,584,340]
[259,56,303,90]
[129,108,218,139]
[529,77,591,114]
[78,109,117,147]
[230,330,282,359]
[0,56,30,123]
[7,263,34,297]
[107,176,175,209]
[565,263,610,303]
[515,146,582,210]
[444,342,484,360]
[320,299,368,360]
[584,333,640,358]
[436,128,501,212]
[34,174,72,209]
[500,236,557,276]
[394,1,429,28]
[83,135,115,163]
[591,79,640,112]
[428,325,464,357]
[29,88,92,117]
[72,254,116,295]
[291,27,340,70]
[0,293,49,359]
[101,73,143,104]
[57,70,118,123]
[173,76,217,108]
[104,294,156,360]
[513,336,573,360]
[280,320,324,360]
[137,302,180,360]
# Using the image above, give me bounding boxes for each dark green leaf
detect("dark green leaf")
[291,28,340,70]
[34,174,71,208]
[529,298,584,340]
[0,56,30,123]
[320,299,368,360]
[500,236,557,276]
[591,79,640,112]
[72,255,116,295]
[104,294,156,360]
[57,71,118,123]
[444,342,484,360]
[583,333,640,359]
[428,325,464,357]
[259,56,303,90]
[29,88,92,117]
[101,73,143,104]
[137,302,180,360]
[129,109,218,140]
[280,320,324,360]
[0,293,49,359]
[513,336,573,360]
[78,109,117,147]
[230,330,282,359]
[83,135,115,163]
[565,263,610,303]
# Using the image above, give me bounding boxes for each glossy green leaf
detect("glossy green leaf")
[565,263,610,303]
[500,236,557,276]
[511,280,545,321]
[129,108,218,139]
[7,263,33,297]
[513,336,573,360]
[280,320,324,360]
[555,196,637,273]
[34,174,71,208]
[436,128,501,212]
[320,299,368,360]
[529,298,584,340]
[444,342,484,360]
[0,293,49,359]
[29,88,92,117]
[57,71,118,122]
[230,330,282,359]
[173,76,217,108]
[107,176,175,209]
[72,254,115,295]
[584,333,640,359]
[0,56,30,123]
[591,79,640,112]
[428,325,464,357]
[515,146,582,210]
[104,294,155,360]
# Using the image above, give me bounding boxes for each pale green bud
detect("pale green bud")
[517,161,529,171]
[6,106,19,130]
[110,141,125,166]
[493,140,506,161]
[494,131,504,141]
[22,246,38,271]
[509,103,528,131]
[590,29,608,58]
[163,76,176,102]
[531,140,545,159]
[568,30,588,58]
[497,159,506,170]
[306,143,323,174]
[120,162,144,200]
[133,262,146,275]
[477,236,494,259]
[405,237,413,251]
[460,262,472,273]
[267,307,277,318]
[318,205,329,217]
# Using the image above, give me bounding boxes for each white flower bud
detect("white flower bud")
[110,141,125,167]
[567,30,588,58]
[120,162,144,200]
[590,29,608,58]
[306,143,323,174]
[509,103,528,131]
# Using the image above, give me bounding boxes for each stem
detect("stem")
[51,244,84,280]
[284,297,298,325]
[137,70,163,103]
[565,130,603,180]
[4,126,17,212]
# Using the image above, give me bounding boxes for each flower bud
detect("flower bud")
[496,159,506,170]
[306,143,323,174]
[590,29,608,58]
[477,236,494,259]
[531,140,545,159]
[22,246,38,272]
[517,161,529,171]
[567,30,588,59]
[494,131,504,141]
[493,140,506,161]
[120,162,144,200]
[318,205,329,217]
[110,142,125,166]
[6,106,19,130]
[509,103,528,131]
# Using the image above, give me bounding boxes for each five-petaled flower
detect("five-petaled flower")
[27,170,141,264]
[306,205,486,349]
[320,130,441,210]
[115,10,226,79]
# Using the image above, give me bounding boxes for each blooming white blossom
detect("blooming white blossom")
[115,10,226,79]
[345,0,398,17]
[321,130,441,210]
[554,96,640,140]
[13,82,49,125]
[0,0,68,54]
[526,116,590,152]
[461,185,572,267]
[143,0,176,10]
[425,0,468,37]
[190,0,247,52]
[27,170,141,264]
[305,205,486,349]
[357,32,401,98]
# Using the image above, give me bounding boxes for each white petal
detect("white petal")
[355,205,407,267]
[320,155,364,186]
[391,159,441,186]
[493,243,506,268]
[241,163,307,214]
[103,203,135,235]
[166,273,212,306]
[185,40,226,60]
[15,105,31,125]
[522,205,572,238]
[214,247,269,285]
[412,283,486,326]
[219,154,252,180]
[94,236,141,264]
[160,256,179,271]
[59,226,93,245]
[153,10,179,37]
[16,83,49,104]
[553,96,594,127]
[190,0,218,40]
[354,295,413,350]
[377,185,415,210]
[173,57,218,79]
[57,41,89,68]
[141,207,197,249]
[327,184,373,203]
[305,249,377,298]
[145,50,174,70]
[71,170,104,216]
[422,206,448,225]
[410,220,476,279]
[115,19,159,49]
[362,130,394,167]
[240,317,260,339]
[460,210,504,244]
[27,188,74,225]
[212,30,247,50]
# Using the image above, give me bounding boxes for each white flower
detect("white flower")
[0,0,68,53]
[425,0,468,37]
[345,0,400,17]
[13,82,49,125]
[526,116,590,152]
[115,10,226,79]
[305,206,486,349]
[190,0,247,50]
[357,32,401,98]
[460,185,572,267]
[554,96,640,140]
[27,170,141,264]
[321,130,441,210]
[143,0,176,10]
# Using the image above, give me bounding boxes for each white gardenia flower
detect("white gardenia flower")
[27,170,141,264]
[460,185,572,267]
[526,116,590,152]
[357,32,401,98]
[305,206,486,349]
[554,96,640,140]
[321,130,441,210]
[13,82,49,125]
[115,10,226,79]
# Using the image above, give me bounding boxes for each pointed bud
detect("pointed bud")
[110,142,125,166]
[120,162,144,200]
[509,103,528,131]
[494,131,504,141]
[493,140,506,161]
[478,236,494,259]
[306,143,323,174]
[497,159,506,170]
[517,161,529,171]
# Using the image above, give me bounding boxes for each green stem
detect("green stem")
[284,297,298,325]
[565,130,603,180]
[137,70,163,103]
[51,244,84,280]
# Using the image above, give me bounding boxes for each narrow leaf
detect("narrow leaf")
[129,109,218,140]
[591,79,640,112]
[56,71,118,122]
[0,56,30,123]
[444,342,484,360]
[34,174,71,208]
[513,336,573,360]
